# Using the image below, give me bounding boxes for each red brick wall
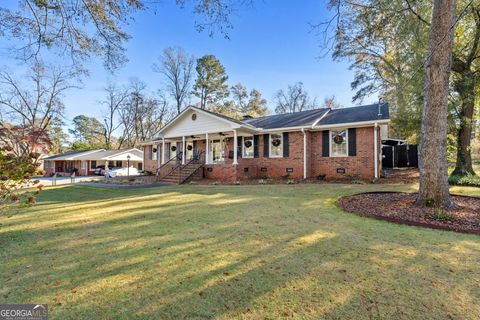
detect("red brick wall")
[154,127,381,182]
[143,145,159,173]
[309,126,380,180]
[248,132,305,180]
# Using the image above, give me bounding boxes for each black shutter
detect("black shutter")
[177,142,182,160]
[282,132,289,157]
[193,140,198,158]
[237,136,242,158]
[254,135,259,158]
[263,134,269,158]
[166,143,171,159]
[348,128,357,156]
[322,131,330,157]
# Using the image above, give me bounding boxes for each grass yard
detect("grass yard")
[1,183,479,319]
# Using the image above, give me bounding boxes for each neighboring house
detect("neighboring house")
[142,103,390,183]
[43,148,143,176]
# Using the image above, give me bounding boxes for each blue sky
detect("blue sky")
[1,0,378,124]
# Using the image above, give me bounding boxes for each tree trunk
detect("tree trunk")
[416,0,457,209]
[452,73,476,176]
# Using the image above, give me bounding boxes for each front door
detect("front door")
[210,139,225,163]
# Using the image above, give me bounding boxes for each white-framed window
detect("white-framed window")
[330,129,348,157]
[81,161,87,169]
[269,133,283,158]
[44,161,50,169]
[242,136,254,158]
[90,160,97,169]
[152,146,158,160]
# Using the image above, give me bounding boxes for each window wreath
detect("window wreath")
[333,134,344,144]
[187,145,193,151]
[171,145,177,152]
[271,138,282,147]
[244,140,252,148]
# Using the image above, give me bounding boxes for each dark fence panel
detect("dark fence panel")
[382,144,418,168]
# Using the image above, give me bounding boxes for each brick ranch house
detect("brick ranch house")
[43,148,143,176]
[142,103,390,183]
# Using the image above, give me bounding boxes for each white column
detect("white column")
[104,160,109,178]
[304,132,307,179]
[161,138,165,164]
[205,133,210,164]
[182,136,186,165]
[233,130,238,165]
[157,144,161,168]
[374,123,379,179]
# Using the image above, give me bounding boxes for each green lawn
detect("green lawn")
[1,183,479,319]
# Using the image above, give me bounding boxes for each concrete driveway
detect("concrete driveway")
[33,175,105,187]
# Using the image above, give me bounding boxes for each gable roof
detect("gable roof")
[157,106,257,138]
[243,103,389,129]
[44,148,143,161]
[43,149,104,160]
[144,103,390,142]
[317,103,389,125]
[243,108,330,129]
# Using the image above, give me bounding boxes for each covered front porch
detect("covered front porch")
[157,131,250,166]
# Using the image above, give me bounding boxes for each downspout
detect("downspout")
[374,122,378,179]
[301,128,307,179]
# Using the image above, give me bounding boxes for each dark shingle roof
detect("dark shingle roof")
[243,108,330,129]
[43,149,98,160]
[241,103,389,129]
[318,103,389,125]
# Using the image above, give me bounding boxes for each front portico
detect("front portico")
[143,107,257,173]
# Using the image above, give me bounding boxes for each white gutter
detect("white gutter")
[374,122,379,179]
[313,119,390,130]
[301,128,307,179]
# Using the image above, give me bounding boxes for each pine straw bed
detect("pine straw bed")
[338,192,480,234]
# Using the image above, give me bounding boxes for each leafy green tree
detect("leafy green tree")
[192,55,230,109]
[230,83,269,118]
[0,145,41,211]
[48,117,69,154]
[69,115,106,150]
[322,0,479,177]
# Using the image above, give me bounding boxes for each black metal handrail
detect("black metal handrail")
[156,154,182,179]
[176,151,205,183]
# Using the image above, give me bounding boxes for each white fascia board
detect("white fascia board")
[313,119,390,130]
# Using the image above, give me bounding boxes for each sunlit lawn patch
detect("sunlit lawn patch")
[1,183,479,319]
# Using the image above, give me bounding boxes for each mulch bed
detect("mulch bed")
[338,192,480,234]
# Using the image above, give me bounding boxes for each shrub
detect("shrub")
[432,212,450,221]
[448,174,480,187]
[287,179,296,185]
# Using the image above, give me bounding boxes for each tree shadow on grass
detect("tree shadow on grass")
[1,184,479,319]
